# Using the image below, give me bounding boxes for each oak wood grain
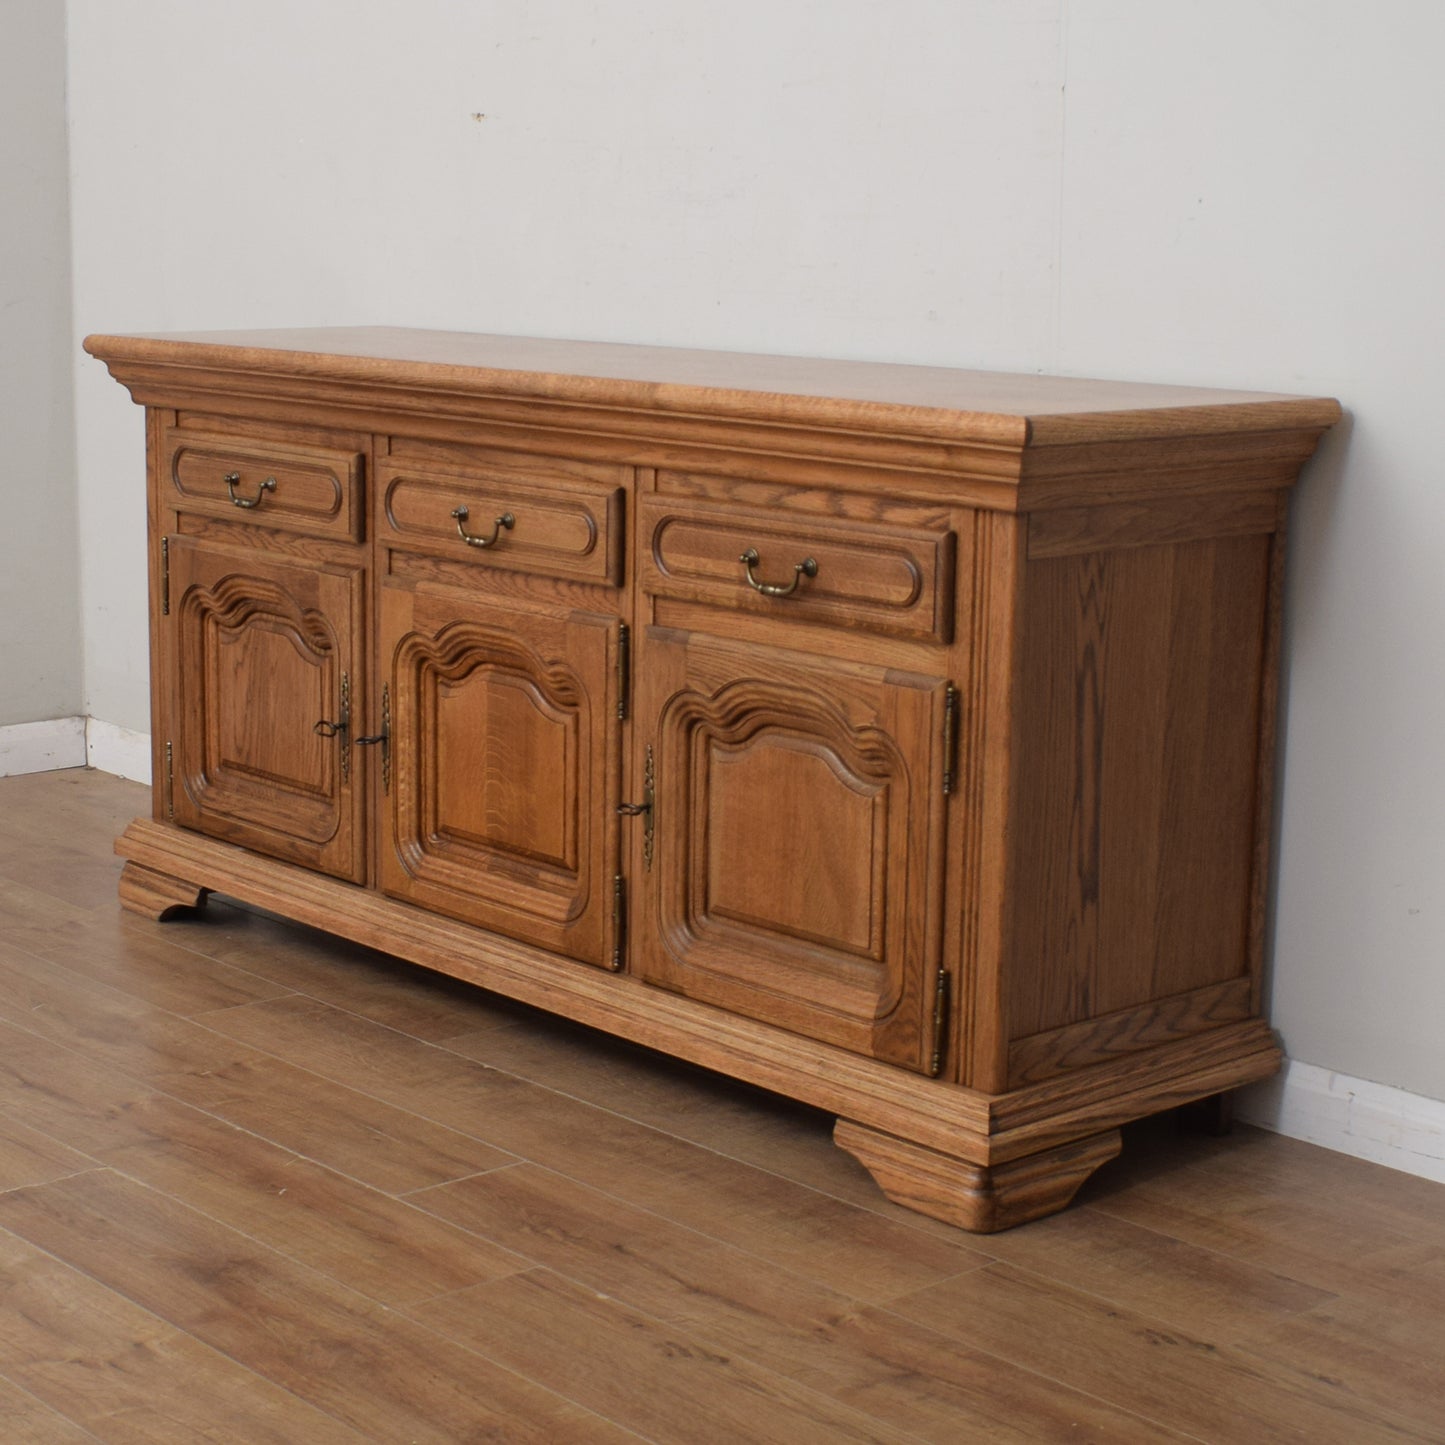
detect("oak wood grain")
[890,1262,1433,1444]
[0,1225,370,1444]
[166,428,364,542]
[632,627,949,1068]
[1006,534,1271,1042]
[379,446,626,586]
[89,327,1340,1236]
[0,1170,635,1444]
[0,1113,95,1192]
[0,1375,98,1445]
[115,862,208,921]
[406,1161,1182,1443]
[198,993,993,1303]
[411,1266,923,1445]
[640,490,956,641]
[167,536,367,882]
[0,1004,515,1202]
[77,1092,530,1306]
[380,584,619,965]
[85,326,1341,447]
[3,909,291,1017]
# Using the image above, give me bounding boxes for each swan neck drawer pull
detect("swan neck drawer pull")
[451,505,515,548]
[740,546,818,598]
[225,472,276,509]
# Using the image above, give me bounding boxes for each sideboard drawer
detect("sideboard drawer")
[640,493,956,642]
[168,433,364,541]
[378,452,626,586]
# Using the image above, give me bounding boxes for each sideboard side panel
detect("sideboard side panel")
[1004,528,1274,1073]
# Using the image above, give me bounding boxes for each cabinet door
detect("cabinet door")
[168,536,366,882]
[379,581,619,966]
[632,627,950,1071]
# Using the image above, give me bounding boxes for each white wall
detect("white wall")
[0,0,81,727]
[66,1,1445,1111]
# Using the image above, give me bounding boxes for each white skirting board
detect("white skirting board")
[1236,1060,1445,1185]
[0,716,87,776]
[85,717,153,784]
[0,716,151,784]
[9,715,1445,1188]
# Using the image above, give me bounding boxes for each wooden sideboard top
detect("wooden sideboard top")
[84,327,1341,450]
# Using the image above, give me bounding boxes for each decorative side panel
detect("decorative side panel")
[1006,533,1272,1050]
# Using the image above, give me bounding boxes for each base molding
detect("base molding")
[1238,1059,1445,1185]
[835,1120,1123,1232]
[86,718,153,784]
[0,716,87,776]
[0,716,151,783]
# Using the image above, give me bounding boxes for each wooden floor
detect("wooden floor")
[0,769,1440,1443]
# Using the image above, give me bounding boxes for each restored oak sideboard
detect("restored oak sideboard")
[86,327,1340,1230]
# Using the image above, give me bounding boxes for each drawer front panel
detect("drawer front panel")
[379,454,625,585]
[641,493,955,642]
[169,434,364,540]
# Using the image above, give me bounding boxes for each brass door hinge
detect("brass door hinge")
[929,967,951,1078]
[165,740,174,820]
[616,622,630,722]
[941,683,959,796]
[611,873,627,971]
[161,537,171,616]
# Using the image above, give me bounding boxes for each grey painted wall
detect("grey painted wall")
[0,0,81,726]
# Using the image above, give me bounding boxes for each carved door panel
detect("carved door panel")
[631,627,951,1071]
[379,581,619,966]
[167,537,366,882]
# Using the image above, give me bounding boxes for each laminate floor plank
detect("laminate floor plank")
[965,1203,1336,1342]
[146,1047,521,1196]
[409,1162,1189,1443]
[0,1018,524,1308]
[1090,1117,1445,1263]
[3,912,294,1017]
[442,1012,959,1227]
[0,875,94,931]
[0,1109,98,1192]
[0,989,517,1201]
[1087,1136,1445,1325]
[0,1224,369,1444]
[0,836,126,911]
[0,943,287,1101]
[86,1093,530,1307]
[3,769,1443,1441]
[888,1261,1440,1444]
[152,898,530,1041]
[0,1371,103,1444]
[1231,1277,1445,1436]
[0,768,143,843]
[0,1170,643,1444]
[201,993,994,1302]
[412,1266,927,1445]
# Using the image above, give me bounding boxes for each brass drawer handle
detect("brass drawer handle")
[740,547,818,598]
[225,472,277,509]
[451,506,515,548]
